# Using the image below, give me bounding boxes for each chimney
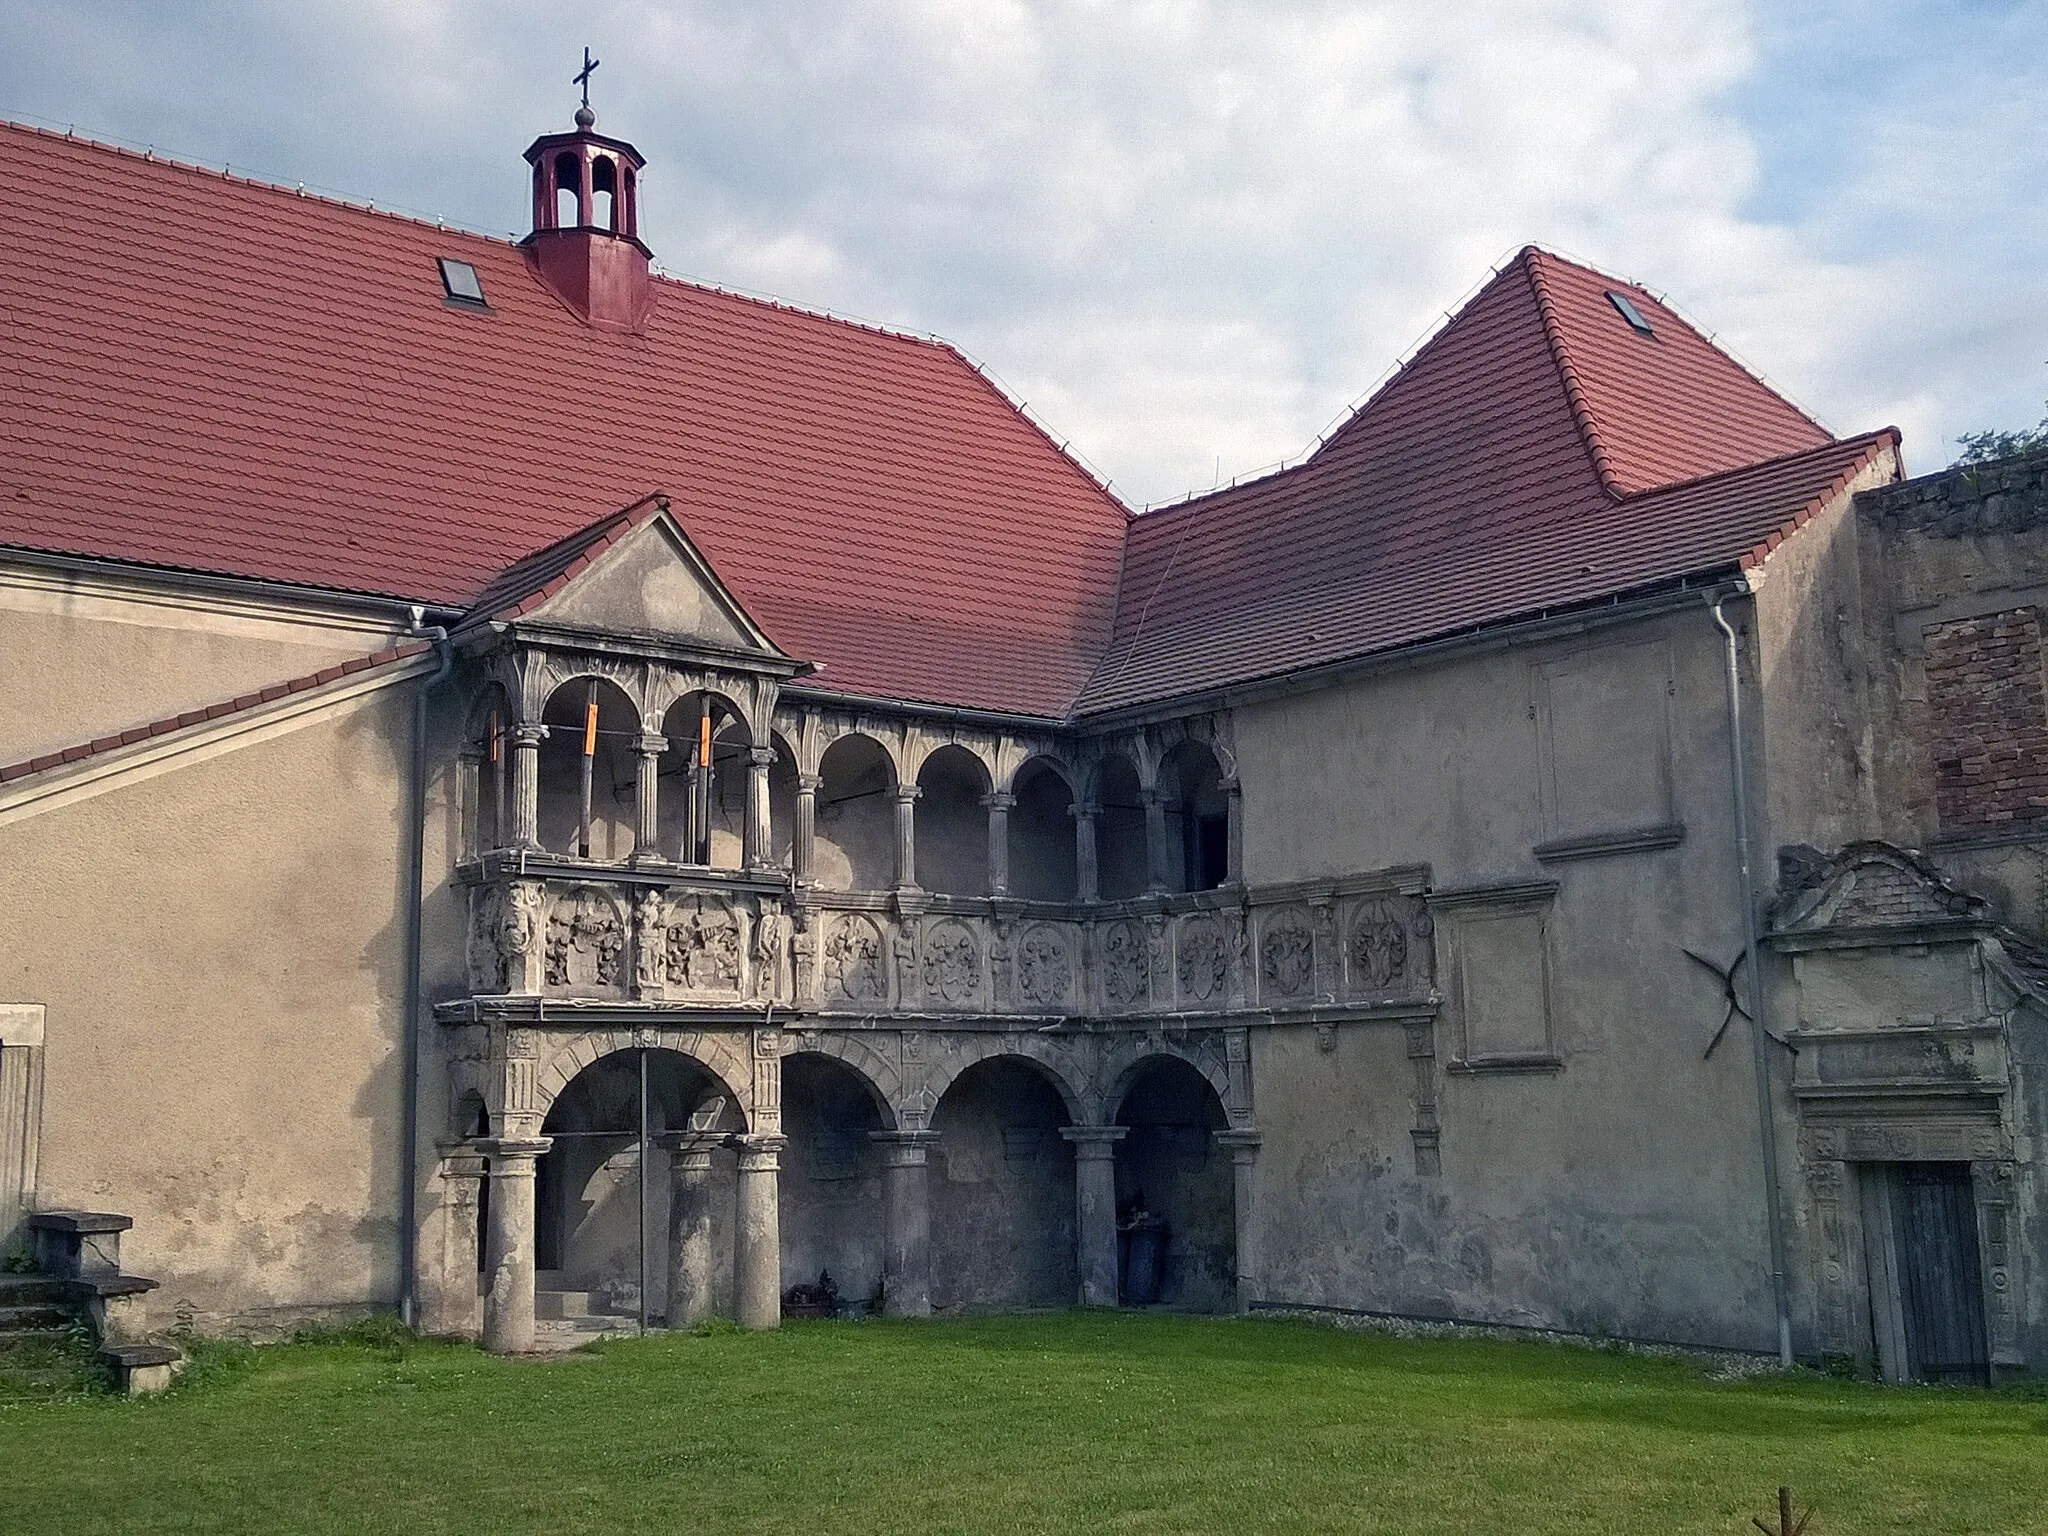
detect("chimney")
[520,101,653,334]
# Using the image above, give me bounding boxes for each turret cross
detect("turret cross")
[575,47,600,109]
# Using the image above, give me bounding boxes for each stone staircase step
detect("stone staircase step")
[0,1275,72,1306]
[0,1302,74,1333]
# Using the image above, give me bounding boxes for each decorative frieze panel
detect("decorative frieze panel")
[1174,914,1230,1007]
[1257,907,1315,1003]
[1017,924,1074,1010]
[545,887,627,995]
[823,914,888,1004]
[1347,894,1433,999]
[1101,921,1150,1012]
[922,918,983,1007]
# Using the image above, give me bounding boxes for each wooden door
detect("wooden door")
[1892,1163,1990,1385]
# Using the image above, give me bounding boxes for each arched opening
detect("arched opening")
[1159,741,1230,892]
[1112,1057,1233,1310]
[930,1057,1076,1311]
[553,150,582,227]
[537,677,640,861]
[658,692,750,868]
[1095,754,1149,900]
[815,734,895,891]
[590,154,617,232]
[916,744,991,896]
[463,685,512,858]
[535,1048,740,1326]
[779,1054,891,1313]
[619,165,638,235]
[1009,759,1077,902]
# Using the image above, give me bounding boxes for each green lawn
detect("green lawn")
[1,1312,2043,1534]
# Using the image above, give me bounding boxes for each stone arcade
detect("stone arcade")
[2,103,2046,1384]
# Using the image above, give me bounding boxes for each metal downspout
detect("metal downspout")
[1709,593,1795,1370]
[399,610,453,1330]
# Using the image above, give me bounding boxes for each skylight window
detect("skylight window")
[1606,290,1655,337]
[438,258,488,308]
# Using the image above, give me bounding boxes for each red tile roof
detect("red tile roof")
[0,641,430,785]
[1079,249,1888,714]
[0,123,1128,718]
[0,128,1890,723]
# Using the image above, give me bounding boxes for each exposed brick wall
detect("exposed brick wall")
[1924,606,2048,832]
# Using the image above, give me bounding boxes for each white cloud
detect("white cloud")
[3,0,2045,495]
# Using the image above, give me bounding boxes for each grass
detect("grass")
[1,1311,2044,1534]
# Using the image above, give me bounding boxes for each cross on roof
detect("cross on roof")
[575,47,600,110]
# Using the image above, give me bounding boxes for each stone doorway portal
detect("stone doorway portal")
[1112,1057,1233,1310]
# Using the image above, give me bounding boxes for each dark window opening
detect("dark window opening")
[437,258,487,307]
[1606,289,1655,337]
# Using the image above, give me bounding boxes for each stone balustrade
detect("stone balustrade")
[451,852,1442,1024]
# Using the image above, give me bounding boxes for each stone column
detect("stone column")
[1215,1129,1262,1312]
[1071,800,1099,902]
[1225,779,1244,885]
[478,1135,552,1354]
[420,1144,487,1340]
[660,1131,724,1327]
[744,747,777,871]
[984,790,1015,896]
[872,1130,939,1317]
[1061,1126,1127,1306]
[794,773,822,885]
[1142,788,1172,893]
[630,733,667,861]
[734,1134,786,1329]
[509,723,547,849]
[892,784,922,891]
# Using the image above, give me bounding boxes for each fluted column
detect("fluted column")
[1215,1129,1262,1312]
[422,1143,486,1340]
[892,784,922,891]
[631,733,667,862]
[458,748,485,858]
[794,773,821,885]
[984,790,1015,896]
[872,1130,939,1317]
[660,1131,723,1327]
[1071,800,1099,902]
[735,1134,785,1329]
[1224,779,1244,884]
[1142,788,1171,893]
[479,1136,552,1353]
[510,723,547,850]
[1061,1126,1127,1306]
[745,747,777,871]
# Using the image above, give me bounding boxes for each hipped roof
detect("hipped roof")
[0,123,1894,723]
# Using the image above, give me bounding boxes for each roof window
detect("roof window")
[438,258,488,308]
[1606,290,1654,337]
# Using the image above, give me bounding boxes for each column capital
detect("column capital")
[1060,1125,1128,1159]
[633,732,669,755]
[510,722,549,747]
[796,773,824,793]
[1068,800,1100,821]
[735,1133,787,1172]
[749,746,778,769]
[891,783,922,804]
[982,790,1017,812]
[475,1135,553,1164]
[1139,787,1171,809]
[1214,1128,1262,1158]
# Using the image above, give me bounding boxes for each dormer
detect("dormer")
[520,105,654,335]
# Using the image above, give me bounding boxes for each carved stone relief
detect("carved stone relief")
[1259,909,1315,1001]
[1350,894,1434,996]
[633,888,666,998]
[665,896,744,992]
[1176,915,1229,1004]
[545,887,625,991]
[824,915,887,1003]
[1101,921,1149,1010]
[467,885,508,993]
[1018,925,1072,1009]
[923,919,982,1006]
[753,904,788,1001]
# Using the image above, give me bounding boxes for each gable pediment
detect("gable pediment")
[474,498,784,659]
[1771,842,1988,944]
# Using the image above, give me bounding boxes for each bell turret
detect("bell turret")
[520,59,653,334]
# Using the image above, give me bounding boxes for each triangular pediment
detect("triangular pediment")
[465,496,783,658]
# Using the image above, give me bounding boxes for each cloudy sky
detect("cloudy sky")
[4,1,2044,504]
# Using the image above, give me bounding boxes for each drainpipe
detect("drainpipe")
[1708,593,1794,1370]
[399,608,453,1330]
